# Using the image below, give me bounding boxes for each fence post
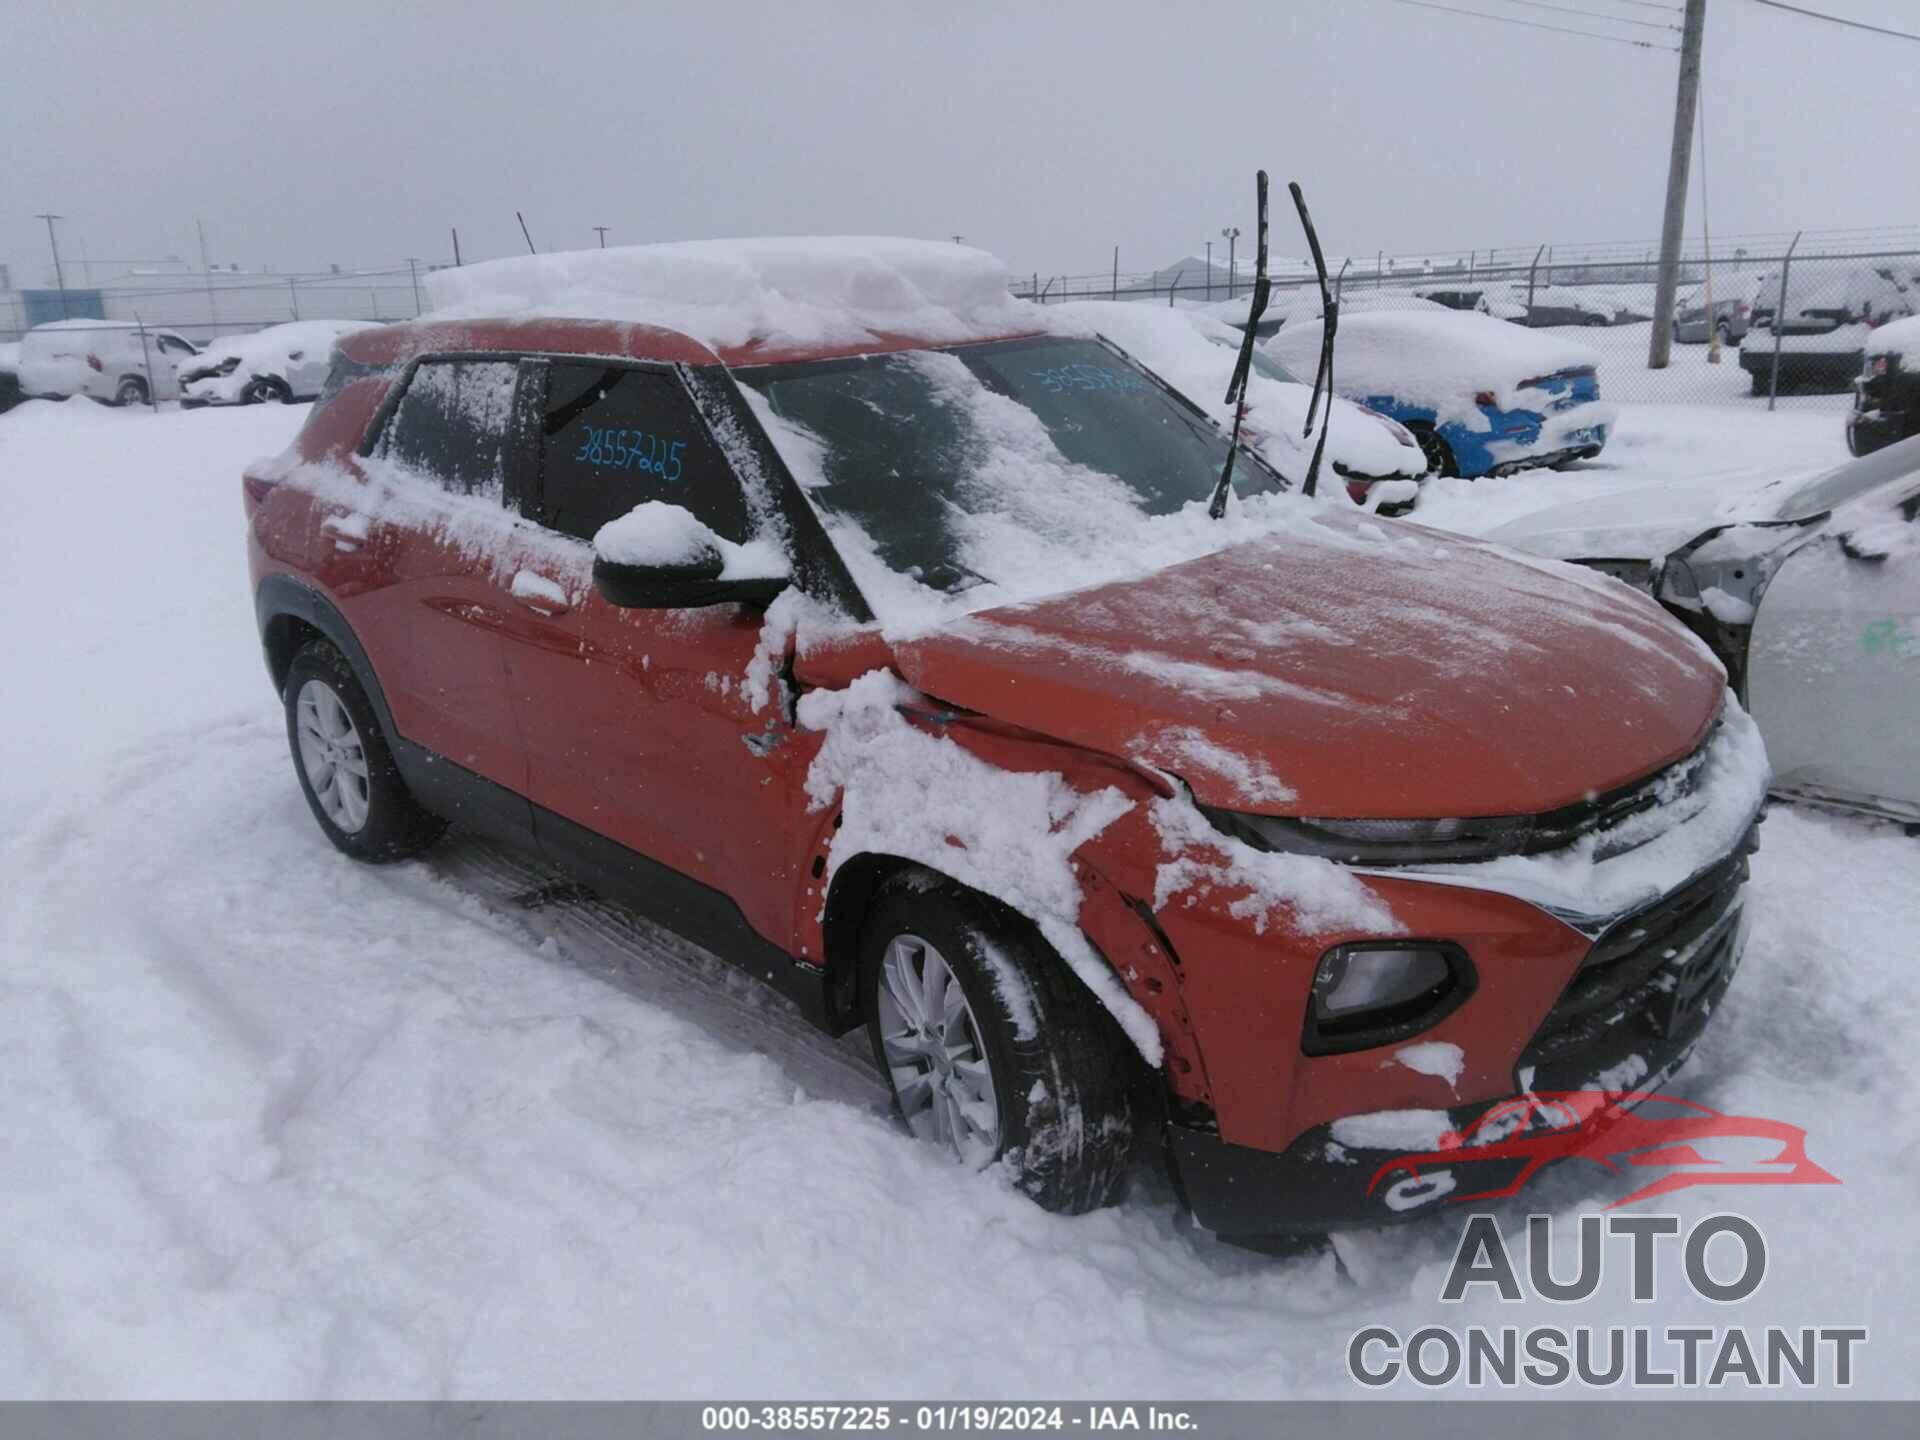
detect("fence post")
[288,277,300,321]
[134,315,159,412]
[1112,246,1118,302]
[1767,230,1802,412]
[1526,243,1546,311]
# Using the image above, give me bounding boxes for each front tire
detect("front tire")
[114,377,148,407]
[283,639,445,862]
[1407,422,1456,478]
[860,872,1135,1215]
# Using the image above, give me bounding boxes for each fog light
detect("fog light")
[1305,942,1473,1055]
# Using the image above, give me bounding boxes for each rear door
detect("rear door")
[1746,484,1920,817]
[498,359,810,945]
[344,355,540,813]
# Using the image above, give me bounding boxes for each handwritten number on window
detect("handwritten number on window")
[573,426,688,481]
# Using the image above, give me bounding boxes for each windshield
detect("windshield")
[736,336,1283,609]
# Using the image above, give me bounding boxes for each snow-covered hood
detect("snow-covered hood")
[826,514,1724,820]
[1484,484,1733,562]
[181,321,373,398]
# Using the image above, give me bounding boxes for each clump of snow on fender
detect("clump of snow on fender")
[1148,790,1400,938]
[1392,1041,1465,1090]
[1128,726,1296,807]
[796,670,1161,1065]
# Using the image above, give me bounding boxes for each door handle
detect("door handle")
[510,569,571,617]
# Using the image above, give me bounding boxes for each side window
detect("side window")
[536,363,750,544]
[374,358,521,500]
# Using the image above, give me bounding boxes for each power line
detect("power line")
[1389,0,1679,48]
[1599,0,1683,12]
[1745,0,1920,43]
[1492,0,1680,31]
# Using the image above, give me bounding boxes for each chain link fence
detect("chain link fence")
[2,261,446,346]
[1012,236,1920,412]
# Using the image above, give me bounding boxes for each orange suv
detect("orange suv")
[245,242,1767,1240]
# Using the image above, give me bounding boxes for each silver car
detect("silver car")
[1673,291,1750,344]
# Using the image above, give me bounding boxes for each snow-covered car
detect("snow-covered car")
[244,237,1765,1243]
[1489,433,1920,825]
[1673,288,1750,345]
[1192,289,1445,341]
[1739,267,1915,395]
[1849,313,1920,457]
[1267,310,1614,478]
[1514,286,1620,328]
[1045,301,1427,509]
[180,320,379,406]
[17,319,200,405]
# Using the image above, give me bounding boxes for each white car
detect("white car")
[1489,434,1920,825]
[17,319,201,406]
[180,320,379,406]
[1046,300,1428,509]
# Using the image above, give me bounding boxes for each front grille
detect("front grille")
[1520,829,1755,1071]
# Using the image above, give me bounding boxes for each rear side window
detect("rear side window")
[535,363,749,544]
[375,359,520,499]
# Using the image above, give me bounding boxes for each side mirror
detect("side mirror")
[590,502,789,610]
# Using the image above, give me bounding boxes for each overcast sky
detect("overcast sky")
[3,0,1912,288]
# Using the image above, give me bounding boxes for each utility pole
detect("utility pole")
[1221,226,1240,300]
[404,258,424,316]
[1205,240,1213,301]
[34,213,66,316]
[196,217,218,327]
[594,226,609,248]
[1648,0,1708,370]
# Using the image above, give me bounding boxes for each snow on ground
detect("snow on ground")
[1411,400,1848,538]
[1,396,1916,1398]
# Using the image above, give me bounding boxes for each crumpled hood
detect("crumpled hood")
[873,513,1725,818]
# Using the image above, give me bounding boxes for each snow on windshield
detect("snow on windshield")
[736,338,1350,632]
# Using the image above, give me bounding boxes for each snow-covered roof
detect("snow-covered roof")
[1267,310,1602,407]
[422,237,1032,359]
[1867,313,1920,359]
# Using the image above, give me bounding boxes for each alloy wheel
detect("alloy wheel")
[295,678,371,833]
[875,933,1001,1166]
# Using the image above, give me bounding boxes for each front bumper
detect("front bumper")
[1846,404,1910,458]
[1166,831,1755,1237]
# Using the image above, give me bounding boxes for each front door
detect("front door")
[498,359,812,948]
[1747,486,1920,817]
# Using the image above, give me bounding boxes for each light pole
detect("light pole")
[1221,226,1240,300]
[34,213,67,316]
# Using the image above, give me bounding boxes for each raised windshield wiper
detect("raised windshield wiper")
[1207,170,1272,519]
[1290,181,1337,499]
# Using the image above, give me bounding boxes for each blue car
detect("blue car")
[1267,310,1615,479]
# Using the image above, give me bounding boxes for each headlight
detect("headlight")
[1376,414,1417,448]
[1658,554,1700,605]
[1306,942,1474,1055]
